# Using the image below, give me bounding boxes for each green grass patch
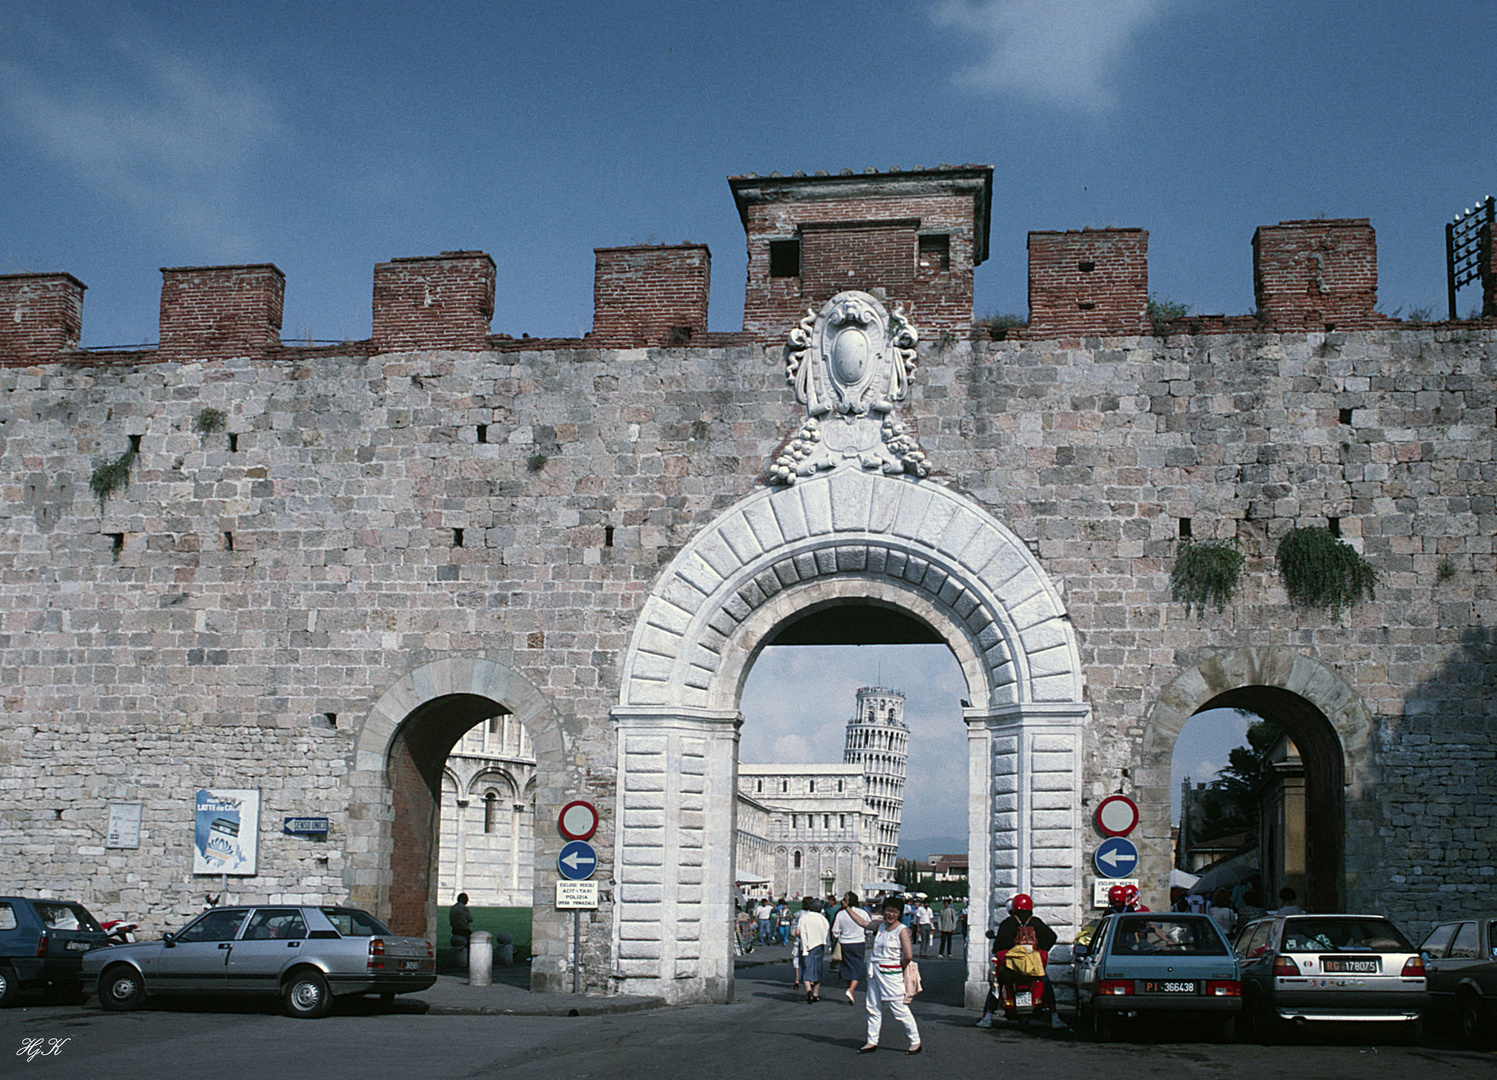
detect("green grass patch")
[436,906,533,965]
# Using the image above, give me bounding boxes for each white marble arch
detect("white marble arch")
[612,469,1089,1006]
[346,656,573,993]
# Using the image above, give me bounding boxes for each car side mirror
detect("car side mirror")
[162,933,176,948]
[1073,944,1089,959]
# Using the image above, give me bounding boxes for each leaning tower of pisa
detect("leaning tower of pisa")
[842,686,907,881]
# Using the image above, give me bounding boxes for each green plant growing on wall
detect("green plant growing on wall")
[192,407,226,435]
[1276,526,1377,614]
[1147,295,1190,336]
[526,453,548,473]
[90,445,138,509]
[1436,555,1457,583]
[1170,538,1244,615]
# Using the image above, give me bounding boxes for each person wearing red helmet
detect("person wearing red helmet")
[974,893,1061,1029]
[1120,884,1149,912]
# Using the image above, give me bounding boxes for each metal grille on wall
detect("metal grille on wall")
[1447,195,1494,320]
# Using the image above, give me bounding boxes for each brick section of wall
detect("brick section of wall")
[1027,229,1149,337]
[0,273,86,362]
[800,221,918,300]
[1253,219,1383,330]
[732,168,992,341]
[372,251,495,352]
[590,245,710,347]
[159,264,284,362]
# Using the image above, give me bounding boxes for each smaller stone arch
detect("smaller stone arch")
[345,656,571,992]
[1139,647,1373,911]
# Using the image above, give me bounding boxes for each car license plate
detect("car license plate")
[66,941,90,951]
[1142,981,1196,994]
[1015,989,1033,1008]
[1322,958,1379,974]
[401,960,419,971]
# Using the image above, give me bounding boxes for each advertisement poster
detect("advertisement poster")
[192,789,259,875]
[105,802,142,848]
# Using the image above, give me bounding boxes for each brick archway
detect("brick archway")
[612,469,1089,1006]
[1140,648,1373,911]
[347,657,571,992]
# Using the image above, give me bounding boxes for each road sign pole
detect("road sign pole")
[572,909,579,994]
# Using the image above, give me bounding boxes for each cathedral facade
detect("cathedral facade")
[735,687,908,899]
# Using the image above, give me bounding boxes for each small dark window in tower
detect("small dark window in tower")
[809,780,815,793]
[484,792,498,833]
[1078,260,1096,273]
[477,424,489,444]
[224,531,234,551]
[793,850,802,869]
[918,234,950,273]
[107,533,124,560]
[1339,408,1353,425]
[228,433,239,452]
[452,528,464,548]
[604,525,615,547]
[1179,518,1192,538]
[323,712,337,728]
[128,434,142,454]
[756,779,763,793]
[667,325,692,345]
[1328,517,1341,537]
[769,239,801,278]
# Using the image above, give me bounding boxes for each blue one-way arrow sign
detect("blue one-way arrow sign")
[558,839,598,881]
[1094,835,1140,879]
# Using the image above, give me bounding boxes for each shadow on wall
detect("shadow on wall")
[1380,625,1497,924]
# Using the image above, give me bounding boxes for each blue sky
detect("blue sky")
[4,1,1494,347]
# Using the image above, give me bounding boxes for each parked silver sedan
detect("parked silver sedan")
[81,905,434,1018]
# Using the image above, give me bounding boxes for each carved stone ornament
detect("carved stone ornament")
[769,291,930,485]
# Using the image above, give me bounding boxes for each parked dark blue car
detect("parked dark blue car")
[0,897,109,1005]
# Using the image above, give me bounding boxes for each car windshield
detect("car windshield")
[320,907,392,937]
[1282,918,1412,953]
[1109,916,1229,956]
[35,902,103,932]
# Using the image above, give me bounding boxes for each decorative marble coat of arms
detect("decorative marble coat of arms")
[768,291,930,485]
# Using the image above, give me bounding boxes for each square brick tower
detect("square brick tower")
[731,166,993,341]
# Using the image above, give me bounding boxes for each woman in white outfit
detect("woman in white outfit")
[855,898,921,1054]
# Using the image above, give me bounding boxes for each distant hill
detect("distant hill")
[899,835,966,860]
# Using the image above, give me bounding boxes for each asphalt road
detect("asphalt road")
[1,957,1486,1080]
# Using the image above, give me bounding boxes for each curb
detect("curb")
[424,995,668,1017]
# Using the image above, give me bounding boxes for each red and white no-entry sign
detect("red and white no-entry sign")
[1094,794,1139,837]
[557,800,599,841]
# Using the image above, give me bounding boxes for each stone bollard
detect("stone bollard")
[468,931,493,987]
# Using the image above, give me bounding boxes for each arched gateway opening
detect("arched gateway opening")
[348,658,569,993]
[612,469,1089,1006]
[1142,648,1370,915]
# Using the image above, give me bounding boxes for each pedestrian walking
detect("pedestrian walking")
[857,897,921,1055]
[795,898,831,1003]
[831,891,868,1002]
[754,899,773,945]
[915,899,935,957]
[936,898,958,956]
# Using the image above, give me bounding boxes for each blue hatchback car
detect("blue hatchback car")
[1059,912,1242,1041]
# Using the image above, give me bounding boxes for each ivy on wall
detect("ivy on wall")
[1170,539,1244,615]
[1276,526,1377,614]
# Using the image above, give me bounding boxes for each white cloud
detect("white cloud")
[0,25,285,255]
[931,0,1179,111]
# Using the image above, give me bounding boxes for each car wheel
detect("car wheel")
[1083,1007,1114,1042]
[99,966,146,1011]
[283,969,333,1019]
[0,965,15,1007]
[1248,994,1283,1045]
[1214,1014,1237,1043]
[377,991,396,1008]
[1459,995,1492,1049]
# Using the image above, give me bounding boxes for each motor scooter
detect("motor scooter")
[100,920,139,945]
[992,948,1051,1025]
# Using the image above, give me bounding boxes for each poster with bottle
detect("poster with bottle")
[192,789,259,875]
